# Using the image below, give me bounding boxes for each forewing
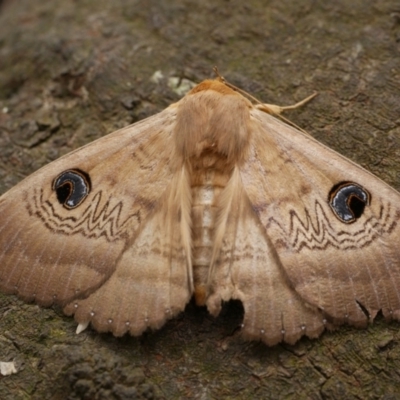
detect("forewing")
[0,107,193,335]
[239,109,400,328]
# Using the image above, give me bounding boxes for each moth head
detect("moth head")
[52,169,91,209]
[328,182,371,223]
[175,79,252,164]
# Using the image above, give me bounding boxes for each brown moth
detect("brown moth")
[1,75,400,347]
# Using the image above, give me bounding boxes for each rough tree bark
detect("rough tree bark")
[0,0,400,399]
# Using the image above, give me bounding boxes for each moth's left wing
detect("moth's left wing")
[0,107,193,336]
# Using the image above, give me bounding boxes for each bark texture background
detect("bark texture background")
[0,0,400,399]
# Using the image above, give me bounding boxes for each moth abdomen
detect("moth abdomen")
[189,153,234,306]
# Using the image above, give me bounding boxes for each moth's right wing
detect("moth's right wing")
[205,168,326,346]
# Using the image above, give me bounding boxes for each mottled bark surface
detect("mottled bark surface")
[1,0,400,399]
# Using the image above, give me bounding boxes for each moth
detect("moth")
[1,74,400,347]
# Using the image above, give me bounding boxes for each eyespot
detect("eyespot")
[328,182,370,223]
[53,169,91,209]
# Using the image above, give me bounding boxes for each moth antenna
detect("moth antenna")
[258,91,318,114]
[239,88,317,135]
[213,66,225,82]
[256,92,318,136]
[213,67,262,104]
[212,67,317,136]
